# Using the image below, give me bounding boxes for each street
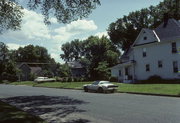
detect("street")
[0,84,180,123]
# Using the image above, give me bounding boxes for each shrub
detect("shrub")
[148,75,163,82]
[1,72,18,82]
[67,77,73,82]
[109,76,118,82]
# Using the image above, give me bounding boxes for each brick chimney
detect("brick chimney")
[163,13,169,28]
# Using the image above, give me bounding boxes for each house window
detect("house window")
[173,61,178,73]
[144,37,147,40]
[119,70,121,76]
[172,42,177,53]
[146,64,150,72]
[158,61,163,68]
[143,48,147,57]
[125,67,129,75]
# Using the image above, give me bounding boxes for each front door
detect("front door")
[125,67,129,76]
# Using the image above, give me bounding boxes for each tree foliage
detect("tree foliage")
[0,0,100,33]
[0,0,23,33]
[11,44,55,63]
[107,0,180,51]
[60,36,120,80]
[0,42,18,81]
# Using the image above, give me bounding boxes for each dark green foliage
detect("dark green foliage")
[148,75,163,82]
[26,0,101,24]
[94,61,110,80]
[0,42,59,82]
[108,0,180,51]
[0,0,23,33]
[56,63,71,77]
[109,76,118,82]
[60,36,120,80]
[11,45,54,63]
[0,42,19,81]
[0,0,100,33]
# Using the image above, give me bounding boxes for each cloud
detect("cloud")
[3,9,51,41]
[50,53,60,62]
[52,19,97,42]
[50,18,58,24]
[2,8,98,44]
[95,31,109,38]
[7,43,25,50]
[66,20,97,33]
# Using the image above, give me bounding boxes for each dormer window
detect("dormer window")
[172,42,177,53]
[144,37,147,40]
[142,48,147,57]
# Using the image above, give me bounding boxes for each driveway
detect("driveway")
[0,84,180,123]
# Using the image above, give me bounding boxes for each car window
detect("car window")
[100,81,110,84]
[92,81,99,85]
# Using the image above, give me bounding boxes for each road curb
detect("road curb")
[8,84,180,98]
[118,91,180,98]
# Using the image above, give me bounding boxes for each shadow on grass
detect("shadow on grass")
[0,101,45,123]
[1,95,89,123]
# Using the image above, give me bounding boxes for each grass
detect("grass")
[0,100,46,123]
[9,81,180,96]
[115,83,180,96]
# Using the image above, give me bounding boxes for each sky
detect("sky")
[0,0,164,63]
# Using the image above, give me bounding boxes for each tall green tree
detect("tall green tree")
[0,0,100,33]
[107,0,180,51]
[60,39,84,62]
[0,0,23,33]
[0,42,18,81]
[60,36,120,80]
[12,44,54,63]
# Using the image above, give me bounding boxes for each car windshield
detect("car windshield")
[92,81,99,85]
[100,81,110,84]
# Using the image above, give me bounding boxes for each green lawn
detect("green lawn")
[0,100,46,123]
[115,83,180,96]
[9,81,180,96]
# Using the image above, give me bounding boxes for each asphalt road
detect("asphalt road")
[0,84,180,123]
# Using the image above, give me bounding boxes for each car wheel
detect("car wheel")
[84,87,88,92]
[98,87,104,93]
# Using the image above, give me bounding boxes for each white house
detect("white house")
[111,19,180,83]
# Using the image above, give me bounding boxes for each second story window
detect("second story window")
[173,61,178,73]
[158,61,163,68]
[144,36,147,40]
[143,48,147,57]
[172,42,177,53]
[146,64,150,72]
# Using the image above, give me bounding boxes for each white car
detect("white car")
[83,81,118,93]
[34,77,56,82]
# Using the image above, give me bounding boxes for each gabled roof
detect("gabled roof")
[17,62,43,74]
[132,18,180,47]
[120,18,180,61]
[132,28,159,47]
[30,67,42,74]
[155,19,180,40]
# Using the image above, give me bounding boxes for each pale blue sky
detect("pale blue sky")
[0,0,164,63]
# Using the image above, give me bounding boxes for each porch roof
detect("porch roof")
[111,60,135,69]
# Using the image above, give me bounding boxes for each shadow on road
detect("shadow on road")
[1,95,89,123]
